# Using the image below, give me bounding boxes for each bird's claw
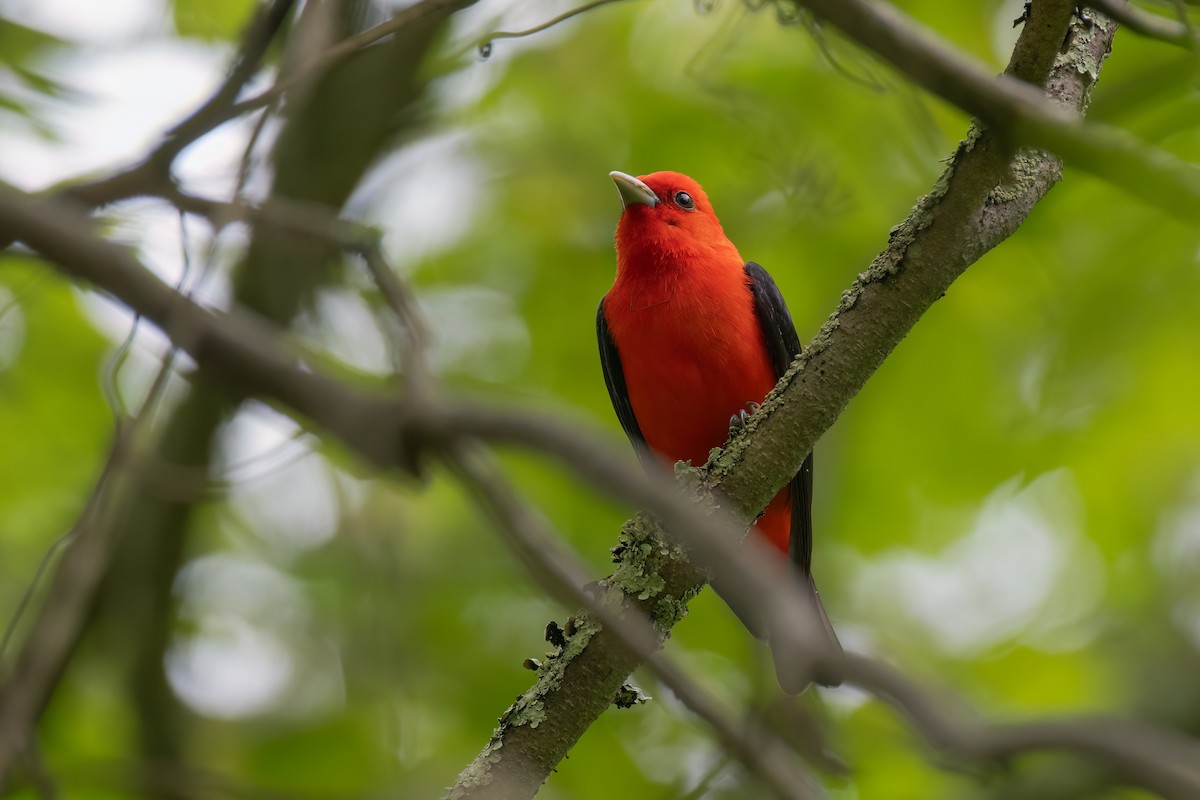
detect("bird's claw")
[1013,1,1030,27]
[727,402,760,434]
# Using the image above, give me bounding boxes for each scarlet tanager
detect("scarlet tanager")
[597,170,838,664]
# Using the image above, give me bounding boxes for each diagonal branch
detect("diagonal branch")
[0,1,465,787]
[1087,0,1197,48]
[65,0,297,209]
[0,352,180,789]
[14,0,478,221]
[783,0,1200,218]
[0,4,1182,798]
[444,442,820,800]
[447,2,1119,793]
[712,0,1111,524]
[210,0,477,134]
[842,655,1200,800]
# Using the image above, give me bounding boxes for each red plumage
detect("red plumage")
[599,171,792,554]
[597,170,843,693]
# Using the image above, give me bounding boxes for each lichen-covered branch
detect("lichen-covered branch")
[1,3,1178,799]
[450,2,1115,796]
[444,444,819,800]
[713,1,1113,527]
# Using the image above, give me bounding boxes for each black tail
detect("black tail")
[712,571,842,694]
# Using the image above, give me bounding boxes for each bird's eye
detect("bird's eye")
[673,191,695,210]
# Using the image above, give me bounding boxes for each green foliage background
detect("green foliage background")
[1,0,1199,797]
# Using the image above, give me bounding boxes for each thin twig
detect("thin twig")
[353,239,433,400]
[166,188,367,246]
[65,0,296,209]
[0,446,120,673]
[478,0,638,56]
[157,0,296,165]
[0,233,191,674]
[101,309,144,424]
[228,0,476,118]
[0,350,180,788]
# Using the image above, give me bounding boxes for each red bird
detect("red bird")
[597,170,837,652]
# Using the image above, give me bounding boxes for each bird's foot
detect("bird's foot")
[728,401,761,434]
[1013,1,1030,27]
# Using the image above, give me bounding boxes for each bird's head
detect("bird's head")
[610,170,741,270]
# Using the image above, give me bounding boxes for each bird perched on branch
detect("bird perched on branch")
[596,170,839,688]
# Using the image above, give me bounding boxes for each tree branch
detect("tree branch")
[1087,0,1197,48]
[451,2,1125,795]
[222,0,476,125]
[782,0,1200,218]
[11,0,478,222]
[711,0,1108,527]
[65,0,296,209]
[444,442,820,800]
[0,1,463,788]
[2,4,1188,798]
[0,354,179,789]
[841,655,1200,800]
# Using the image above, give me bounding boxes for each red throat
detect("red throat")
[605,171,791,554]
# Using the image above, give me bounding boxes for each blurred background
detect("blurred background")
[1,0,1199,797]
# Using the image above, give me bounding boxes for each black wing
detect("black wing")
[597,297,652,465]
[744,262,815,576]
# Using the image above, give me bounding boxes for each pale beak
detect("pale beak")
[610,171,658,209]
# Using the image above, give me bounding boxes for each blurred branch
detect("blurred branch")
[0,2,465,793]
[779,0,1200,218]
[226,0,476,118]
[0,352,179,791]
[1087,0,1198,47]
[65,0,296,209]
[841,655,1200,799]
[710,0,1108,526]
[3,0,478,226]
[478,0,637,55]
[106,0,465,787]
[2,3,1195,799]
